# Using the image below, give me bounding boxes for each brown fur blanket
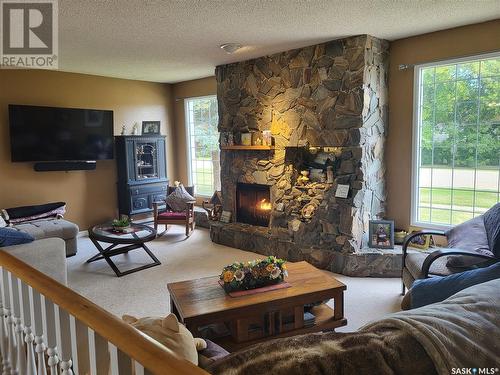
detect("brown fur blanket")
[209,328,436,375]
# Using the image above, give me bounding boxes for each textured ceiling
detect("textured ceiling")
[58,0,500,83]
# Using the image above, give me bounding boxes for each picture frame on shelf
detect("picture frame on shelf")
[142,121,161,135]
[368,220,394,249]
[335,184,350,198]
[407,225,432,250]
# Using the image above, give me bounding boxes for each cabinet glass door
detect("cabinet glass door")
[135,142,158,180]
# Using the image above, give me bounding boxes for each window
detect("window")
[412,53,500,228]
[185,95,221,196]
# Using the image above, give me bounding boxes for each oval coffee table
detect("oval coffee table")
[87,223,159,277]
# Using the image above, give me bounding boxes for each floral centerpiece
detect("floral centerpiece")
[220,256,288,293]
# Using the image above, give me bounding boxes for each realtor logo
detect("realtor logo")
[1,0,58,68]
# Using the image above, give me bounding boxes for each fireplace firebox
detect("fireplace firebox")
[236,183,271,227]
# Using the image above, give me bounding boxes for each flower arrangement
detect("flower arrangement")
[220,256,288,293]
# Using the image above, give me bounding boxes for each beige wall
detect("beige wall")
[171,76,217,184]
[3,20,498,231]
[387,19,500,229]
[0,70,174,229]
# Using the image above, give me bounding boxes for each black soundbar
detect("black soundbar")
[34,161,97,172]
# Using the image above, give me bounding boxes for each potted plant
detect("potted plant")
[111,216,131,232]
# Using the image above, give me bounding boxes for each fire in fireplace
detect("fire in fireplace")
[236,183,271,227]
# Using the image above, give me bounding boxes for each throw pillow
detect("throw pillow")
[122,314,206,365]
[165,184,195,212]
[198,340,230,370]
[405,262,500,309]
[445,215,493,268]
[0,216,6,228]
[0,227,35,247]
[0,209,9,225]
[482,203,500,257]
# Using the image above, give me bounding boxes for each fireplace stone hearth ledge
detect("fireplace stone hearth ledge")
[210,222,402,277]
[212,35,390,276]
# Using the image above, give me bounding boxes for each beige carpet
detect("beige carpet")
[68,225,402,332]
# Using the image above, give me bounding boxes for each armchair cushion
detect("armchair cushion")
[164,184,195,212]
[405,252,453,278]
[445,216,493,268]
[157,211,187,220]
[483,203,500,257]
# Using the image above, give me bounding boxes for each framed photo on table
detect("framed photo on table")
[368,220,394,249]
[407,225,431,250]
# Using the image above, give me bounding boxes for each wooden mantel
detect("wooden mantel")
[221,145,274,151]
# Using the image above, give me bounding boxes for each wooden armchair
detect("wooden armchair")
[152,186,196,237]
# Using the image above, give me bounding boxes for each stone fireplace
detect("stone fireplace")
[236,183,272,226]
[210,35,391,274]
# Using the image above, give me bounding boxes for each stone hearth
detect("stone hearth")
[211,35,389,272]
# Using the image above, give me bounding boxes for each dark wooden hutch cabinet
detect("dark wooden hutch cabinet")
[115,136,168,216]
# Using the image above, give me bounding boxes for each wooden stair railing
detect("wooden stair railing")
[0,250,209,375]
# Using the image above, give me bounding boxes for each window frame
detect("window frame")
[411,51,500,230]
[184,94,219,198]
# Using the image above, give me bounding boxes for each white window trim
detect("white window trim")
[184,94,218,198]
[410,51,500,230]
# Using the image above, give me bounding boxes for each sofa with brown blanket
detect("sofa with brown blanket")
[208,278,500,375]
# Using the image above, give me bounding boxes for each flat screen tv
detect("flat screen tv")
[9,104,114,162]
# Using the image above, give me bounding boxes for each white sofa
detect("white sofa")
[1,238,67,285]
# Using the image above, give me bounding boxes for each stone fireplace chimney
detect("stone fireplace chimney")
[210,35,389,271]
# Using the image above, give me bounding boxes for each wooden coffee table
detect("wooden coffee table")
[167,261,346,351]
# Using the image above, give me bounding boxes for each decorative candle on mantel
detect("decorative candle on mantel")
[327,166,334,184]
[262,130,272,146]
[241,132,252,146]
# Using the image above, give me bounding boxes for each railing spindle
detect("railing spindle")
[117,347,133,375]
[88,328,110,374]
[7,272,18,375]
[4,309,14,375]
[42,297,59,375]
[24,325,36,375]
[2,267,13,375]
[0,267,10,375]
[55,306,73,375]
[46,347,59,375]
[69,316,91,375]
[29,287,47,375]
[34,335,47,375]
[17,280,36,375]
[0,307,6,375]
[134,362,145,375]
[109,343,119,375]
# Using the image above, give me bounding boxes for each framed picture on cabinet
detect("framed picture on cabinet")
[142,121,161,135]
